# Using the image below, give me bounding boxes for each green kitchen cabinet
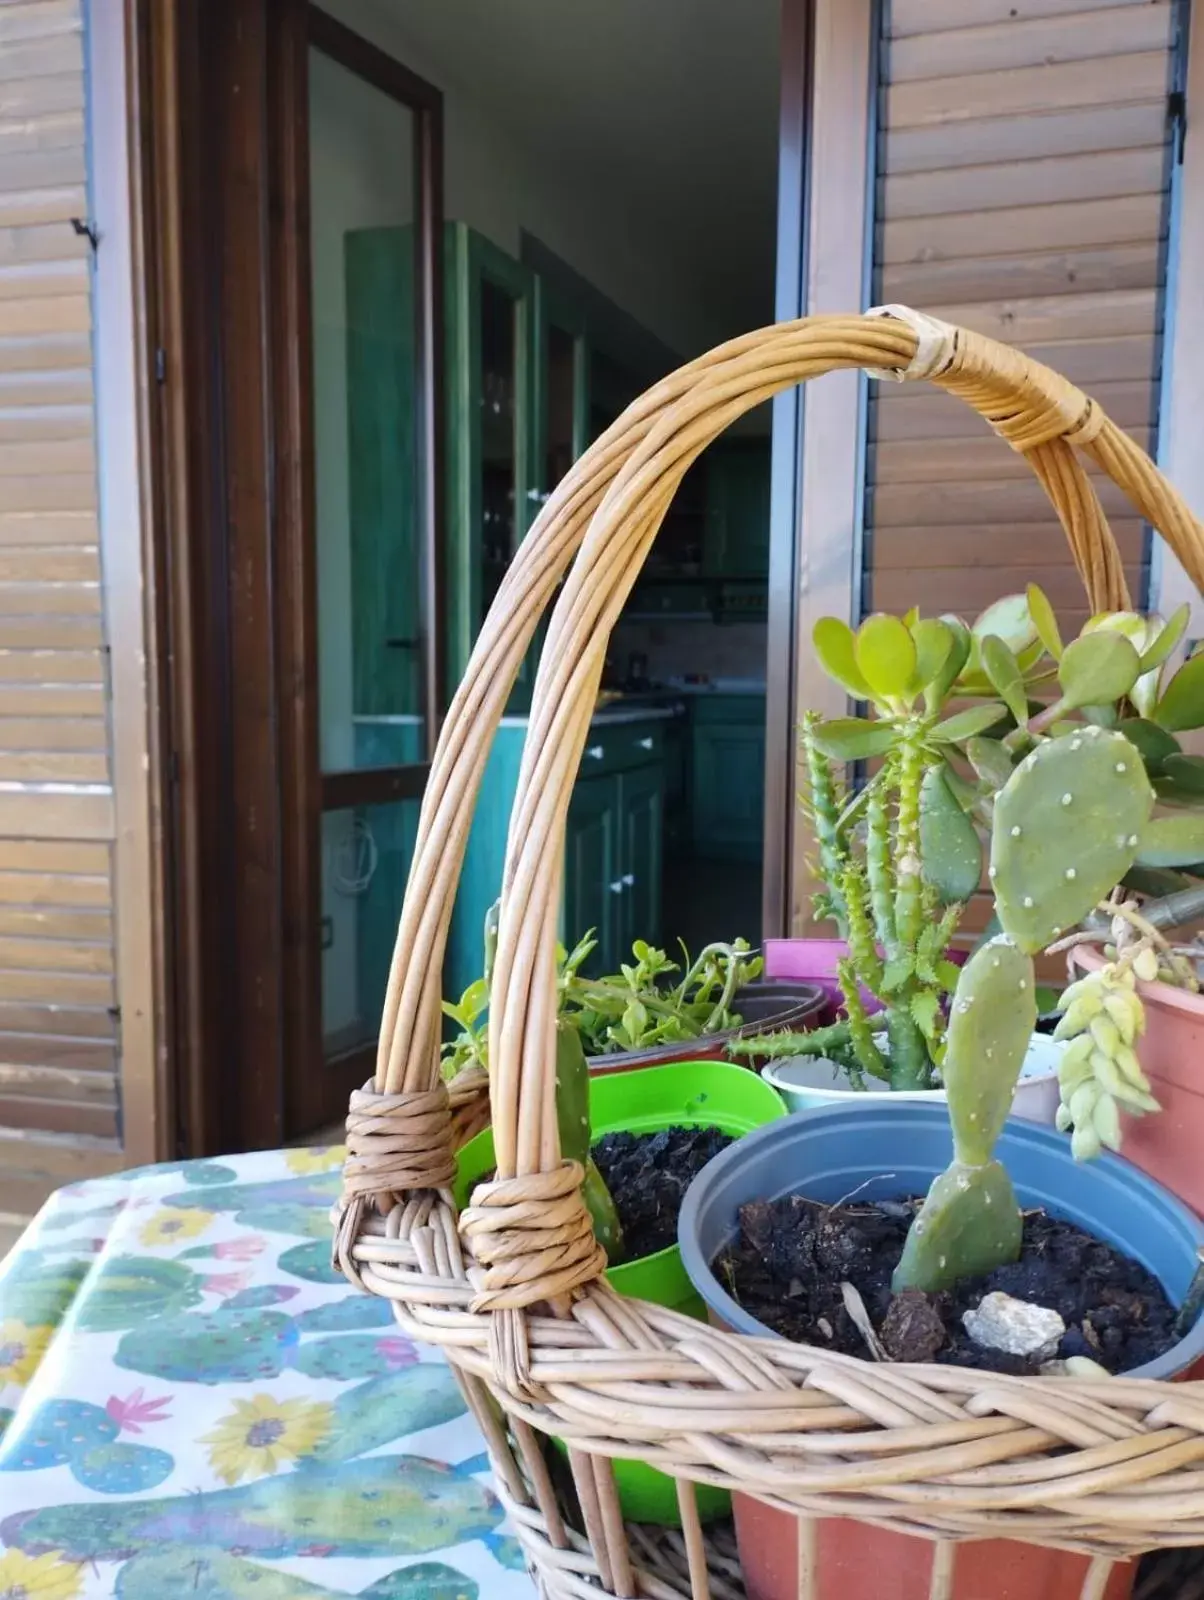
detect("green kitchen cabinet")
[447,717,667,998]
[564,775,622,976]
[690,696,766,863]
[703,438,771,581]
[617,761,664,959]
[445,223,538,693]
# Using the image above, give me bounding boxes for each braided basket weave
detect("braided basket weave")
[335,308,1204,1600]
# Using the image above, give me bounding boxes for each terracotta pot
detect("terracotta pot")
[585,980,825,1076]
[679,1105,1204,1600]
[1072,944,1204,1216]
[734,1497,1135,1600]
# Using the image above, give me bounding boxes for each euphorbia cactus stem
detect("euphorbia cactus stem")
[893,724,927,954]
[866,779,898,959]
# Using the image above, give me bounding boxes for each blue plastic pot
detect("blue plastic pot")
[678,1102,1204,1378]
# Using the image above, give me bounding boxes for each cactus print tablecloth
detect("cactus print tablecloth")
[0,1146,536,1599]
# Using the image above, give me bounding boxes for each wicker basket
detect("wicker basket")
[335,308,1204,1600]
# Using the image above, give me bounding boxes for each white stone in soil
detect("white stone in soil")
[963,1292,1066,1361]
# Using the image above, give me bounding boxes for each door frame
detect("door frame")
[134,0,445,1152]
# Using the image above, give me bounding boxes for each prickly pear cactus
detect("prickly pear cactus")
[990,727,1154,955]
[114,1308,299,1384]
[893,938,1033,1291]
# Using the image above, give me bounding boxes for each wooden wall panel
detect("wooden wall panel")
[0,0,120,1198]
[866,0,1181,631]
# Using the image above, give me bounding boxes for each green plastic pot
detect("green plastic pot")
[455,1057,785,1527]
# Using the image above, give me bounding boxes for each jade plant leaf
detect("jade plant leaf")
[920,765,982,905]
[990,728,1154,954]
[909,617,953,697]
[1026,583,1063,661]
[1140,603,1191,673]
[964,736,1014,790]
[1057,631,1141,712]
[980,635,1029,728]
[812,617,872,700]
[1117,718,1181,773]
[854,614,917,702]
[808,717,897,761]
[972,594,1036,655]
[1136,812,1204,868]
[930,702,1009,744]
[1155,651,1204,733]
[930,615,972,705]
[1160,753,1204,796]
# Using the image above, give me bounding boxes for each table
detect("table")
[0,1145,537,1599]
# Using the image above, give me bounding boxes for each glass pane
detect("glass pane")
[546,322,576,493]
[321,800,420,1057]
[480,277,518,622]
[309,47,425,774]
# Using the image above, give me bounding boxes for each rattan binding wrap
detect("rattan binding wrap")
[335,311,1204,1598]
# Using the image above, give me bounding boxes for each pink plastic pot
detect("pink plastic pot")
[764,938,966,1027]
[1072,944,1204,1217]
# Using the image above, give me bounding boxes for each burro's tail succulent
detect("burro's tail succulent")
[894,726,1155,1292]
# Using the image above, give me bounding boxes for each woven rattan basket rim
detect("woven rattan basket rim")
[334,308,1204,1560]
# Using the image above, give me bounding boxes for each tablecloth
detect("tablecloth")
[0,1145,537,1600]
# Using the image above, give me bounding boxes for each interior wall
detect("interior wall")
[321,0,733,357]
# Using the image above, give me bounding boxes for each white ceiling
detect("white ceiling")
[378,0,781,353]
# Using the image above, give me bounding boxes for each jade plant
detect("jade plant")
[894,723,1156,1292]
[949,586,1204,1156]
[442,916,762,1265]
[734,605,1020,1089]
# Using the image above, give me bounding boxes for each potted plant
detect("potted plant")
[732,603,1057,1121]
[924,586,1204,1208]
[679,719,1204,1600]
[443,924,825,1088]
[456,1057,786,1526]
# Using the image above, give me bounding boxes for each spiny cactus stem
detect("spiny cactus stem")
[842,860,884,995]
[836,956,889,1082]
[866,779,899,958]
[893,724,927,953]
[802,714,848,933]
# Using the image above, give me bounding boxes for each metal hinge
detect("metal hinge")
[70,216,99,251]
[155,348,167,385]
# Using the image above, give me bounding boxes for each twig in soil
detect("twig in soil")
[841,1281,888,1361]
[1173,1248,1204,1339]
[825,1175,897,1213]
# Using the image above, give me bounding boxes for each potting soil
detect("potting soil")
[718,1192,1178,1375]
[592,1125,733,1260]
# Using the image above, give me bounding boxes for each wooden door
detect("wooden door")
[295,16,445,1136]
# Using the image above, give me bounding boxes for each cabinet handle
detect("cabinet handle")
[526,488,551,504]
[622,873,635,887]
[636,736,654,750]
[585,745,604,760]
[608,879,625,895]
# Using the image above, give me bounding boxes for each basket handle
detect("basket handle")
[351,310,1204,1307]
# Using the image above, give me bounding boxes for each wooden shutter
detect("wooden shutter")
[866,0,1183,633]
[0,0,122,1218]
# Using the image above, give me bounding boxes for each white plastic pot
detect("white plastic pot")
[761,1031,1063,1127]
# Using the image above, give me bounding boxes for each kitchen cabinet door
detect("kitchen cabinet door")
[445,224,537,691]
[703,439,771,581]
[564,775,622,975]
[691,718,766,862]
[617,763,665,955]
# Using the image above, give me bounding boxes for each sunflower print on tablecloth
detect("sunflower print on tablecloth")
[200,1392,332,1484]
